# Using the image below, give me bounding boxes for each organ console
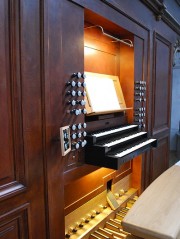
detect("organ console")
[63,66,157,238]
[85,124,157,169]
[63,15,158,239]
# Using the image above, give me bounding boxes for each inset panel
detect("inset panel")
[0,204,29,239]
[0,221,19,239]
[152,33,172,135]
[0,0,26,198]
[0,0,14,187]
[151,137,169,181]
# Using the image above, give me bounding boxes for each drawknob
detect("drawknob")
[66,80,76,87]
[72,72,81,78]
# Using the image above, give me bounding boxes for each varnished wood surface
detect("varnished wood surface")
[0,1,47,238]
[122,162,180,239]
[64,0,134,216]
[0,0,178,238]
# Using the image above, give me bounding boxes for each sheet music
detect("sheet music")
[85,75,120,112]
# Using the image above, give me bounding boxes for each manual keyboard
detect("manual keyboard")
[85,124,157,169]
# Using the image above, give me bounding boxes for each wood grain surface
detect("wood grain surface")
[122,161,180,239]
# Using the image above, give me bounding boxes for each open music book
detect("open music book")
[85,72,131,115]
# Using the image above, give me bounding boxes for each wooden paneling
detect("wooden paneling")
[0,204,29,239]
[61,0,84,171]
[152,32,172,136]
[63,3,134,216]
[134,35,149,128]
[123,163,180,239]
[0,0,46,238]
[0,0,25,198]
[0,1,177,239]
[0,0,14,185]
[0,222,19,239]
[43,0,65,238]
[18,0,46,237]
[151,137,169,181]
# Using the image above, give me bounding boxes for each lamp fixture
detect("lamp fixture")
[84,25,133,47]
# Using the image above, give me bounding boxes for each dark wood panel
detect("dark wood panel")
[0,1,176,239]
[61,0,84,171]
[134,35,149,128]
[141,151,151,190]
[152,32,172,136]
[151,137,169,181]
[0,0,14,186]
[43,0,65,236]
[0,221,19,239]
[0,204,29,239]
[0,0,26,198]
[43,0,84,237]
[133,36,143,124]
[19,0,47,236]
[0,0,47,238]
[72,0,150,38]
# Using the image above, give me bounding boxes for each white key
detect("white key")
[115,139,156,157]
[103,132,147,147]
[92,125,137,138]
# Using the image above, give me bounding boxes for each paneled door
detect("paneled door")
[0,1,46,238]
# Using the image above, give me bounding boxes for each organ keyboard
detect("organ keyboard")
[89,125,138,142]
[85,124,157,169]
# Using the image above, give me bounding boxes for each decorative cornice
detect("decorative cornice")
[140,0,180,34]
[140,0,166,21]
[163,10,180,35]
[101,0,180,35]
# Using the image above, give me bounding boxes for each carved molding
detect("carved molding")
[163,10,180,35]
[101,0,180,34]
[0,182,26,201]
[140,0,166,21]
[140,0,180,34]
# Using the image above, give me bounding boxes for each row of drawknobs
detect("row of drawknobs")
[66,72,87,115]
[134,81,146,128]
[66,72,88,150]
[71,123,87,149]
